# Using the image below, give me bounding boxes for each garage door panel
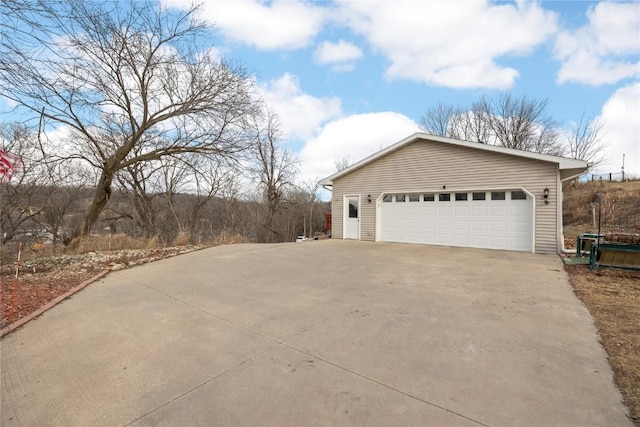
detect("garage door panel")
[453,233,470,245]
[470,235,488,246]
[438,234,453,244]
[379,190,532,252]
[437,206,453,216]
[454,206,470,216]
[439,219,453,230]
[407,205,421,215]
[510,221,530,233]
[407,231,421,243]
[489,236,508,248]
[472,206,488,216]
[394,206,407,216]
[455,221,469,231]
[490,221,507,232]
[511,237,529,250]
[490,206,507,216]
[422,219,436,230]
[471,221,487,232]
[422,206,436,215]
[407,219,421,229]
[422,233,437,244]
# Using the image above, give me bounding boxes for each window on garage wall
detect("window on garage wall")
[424,194,435,201]
[511,191,527,200]
[491,191,506,200]
[395,194,406,202]
[439,193,451,201]
[472,192,486,200]
[409,194,420,202]
[455,193,468,201]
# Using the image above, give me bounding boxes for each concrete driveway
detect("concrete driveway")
[1,241,631,426]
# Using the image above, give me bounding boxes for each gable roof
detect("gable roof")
[318,132,590,186]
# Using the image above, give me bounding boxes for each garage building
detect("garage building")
[319,133,589,254]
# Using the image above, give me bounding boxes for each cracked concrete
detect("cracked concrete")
[0,241,632,426]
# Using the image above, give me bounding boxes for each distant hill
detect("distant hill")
[563,179,640,239]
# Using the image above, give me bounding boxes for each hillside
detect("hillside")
[563,179,640,241]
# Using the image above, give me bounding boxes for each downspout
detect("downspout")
[560,243,577,254]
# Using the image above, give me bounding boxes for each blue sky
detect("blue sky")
[162,0,639,181]
[2,0,637,183]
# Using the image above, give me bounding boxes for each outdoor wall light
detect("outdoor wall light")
[367,194,372,203]
[543,187,550,204]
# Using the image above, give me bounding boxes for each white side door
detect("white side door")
[344,195,360,239]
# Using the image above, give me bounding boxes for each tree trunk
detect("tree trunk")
[71,169,113,241]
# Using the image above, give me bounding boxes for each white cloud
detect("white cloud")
[165,0,326,50]
[299,112,420,181]
[257,73,342,141]
[330,63,356,73]
[0,95,17,110]
[335,0,557,89]
[555,2,640,85]
[597,82,640,177]
[313,40,363,67]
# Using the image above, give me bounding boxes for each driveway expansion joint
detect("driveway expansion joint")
[282,343,490,427]
[124,343,280,426]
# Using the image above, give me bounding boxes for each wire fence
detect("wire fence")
[589,172,630,182]
[595,193,640,238]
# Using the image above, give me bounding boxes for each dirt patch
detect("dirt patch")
[565,264,640,424]
[1,245,207,330]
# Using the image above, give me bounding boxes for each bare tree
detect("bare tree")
[420,93,565,155]
[218,171,245,239]
[176,154,233,244]
[419,102,458,137]
[565,114,605,169]
[419,101,491,143]
[1,1,258,241]
[114,159,164,238]
[39,164,92,244]
[477,93,562,155]
[334,156,352,172]
[249,110,299,243]
[1,123,53,243]
[454,102,492,143]
[299,179,320,238]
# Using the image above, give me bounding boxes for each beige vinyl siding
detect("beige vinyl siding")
[331,140,559,253]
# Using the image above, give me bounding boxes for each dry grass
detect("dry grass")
[563,179,640,238]
[1,233,223,266]
[213,232,249,245]
[0,232,250,267]
[0,234,151,266]
[565,264,640,424]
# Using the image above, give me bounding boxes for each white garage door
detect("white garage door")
[379,190,533,252]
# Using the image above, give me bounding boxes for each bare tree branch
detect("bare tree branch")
[1,1,259,241]
[566,113,605,169]
[248,109,299,243]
